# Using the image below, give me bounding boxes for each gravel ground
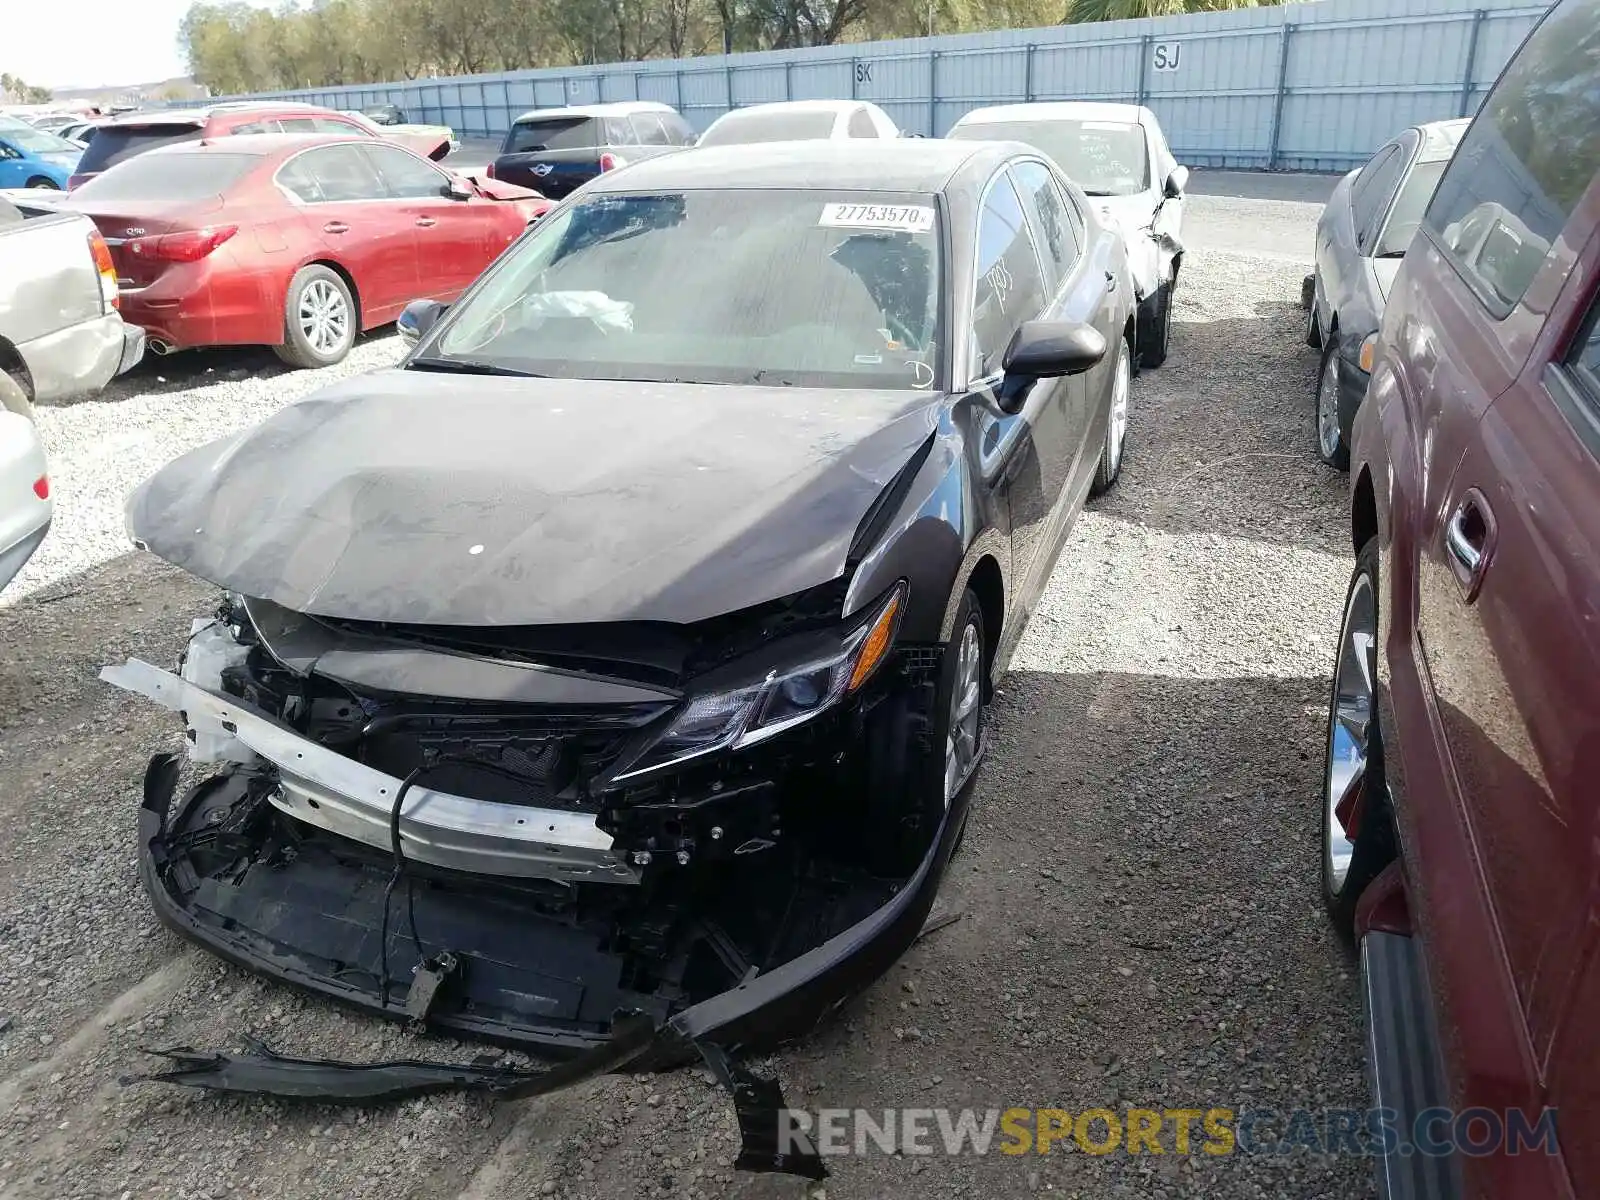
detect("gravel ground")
[0,185,1372,1199]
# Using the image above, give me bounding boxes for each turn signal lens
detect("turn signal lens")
[847,584,905,694]
[33,475,49,500]
[1358,333,1378,374]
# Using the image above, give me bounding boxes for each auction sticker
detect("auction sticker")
[819,203,935,233]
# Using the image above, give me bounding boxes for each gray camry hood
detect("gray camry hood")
[127,370,941,626]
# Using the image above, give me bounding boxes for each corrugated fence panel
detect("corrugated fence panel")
[190,0,1555,169]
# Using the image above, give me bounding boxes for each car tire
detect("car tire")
[25,177,59,190]
[274,265,357,369]
[1305,277,1323,348]
[1321,536,1396,940]
[1091,335,1133,496]
[0,370,34,420]
[935,590,987,819]
[1315,338,1351,471]
[1136,277,1173,369]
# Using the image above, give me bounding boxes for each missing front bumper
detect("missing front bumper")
[130,742,975,1178]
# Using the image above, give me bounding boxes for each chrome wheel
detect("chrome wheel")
[1317,350,1343,460]
[1325,571,1376,895]
[298,279,350,357]
[1106,338,1131,476]
[943,620,982,807]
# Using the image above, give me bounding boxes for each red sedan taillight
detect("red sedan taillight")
[485,160,496,179]
[127,225,239,263]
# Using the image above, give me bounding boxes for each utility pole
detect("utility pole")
[926,0,934,37]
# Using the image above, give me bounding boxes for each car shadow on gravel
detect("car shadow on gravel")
[780,665,1372,1199]
[1111,304,1350,559]
[38,329,400,407]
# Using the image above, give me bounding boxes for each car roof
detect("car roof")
[140,132,376,159]
[1415,118,1471,163]
[586,137,1013,194]
[717,99,868,117]
[101,101,328,127]
[511,101,676,124]
[954,101,1152,127]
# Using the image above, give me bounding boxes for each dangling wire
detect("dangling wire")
[378,764,427,1009]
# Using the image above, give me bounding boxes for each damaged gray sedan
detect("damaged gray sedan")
[104,139,1134,1167]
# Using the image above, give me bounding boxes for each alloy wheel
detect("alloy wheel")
[299,279,350,357]
[1317,351,1342,460]
[943,619,983,807]
[1324,571,1376,895]
[1106,339,1131,476]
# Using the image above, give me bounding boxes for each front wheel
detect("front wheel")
[1315,339,1351,470]
[1091,336,1132,496]
[1136,277,1173,368]
[1321,536,1396,939]
[26,177,60,190]
[274,265,356,369]
[939,592,987,812]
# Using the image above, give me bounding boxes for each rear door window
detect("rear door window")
[848,109,877,138]
[1010,159,1080,290]
[1425,0,1600,315]
[75,123,203,174]
[279,144,386,203]
[506,117,599,153]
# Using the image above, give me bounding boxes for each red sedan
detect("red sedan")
[61,135,550,368]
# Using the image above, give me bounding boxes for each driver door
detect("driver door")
[968,166,1073,641]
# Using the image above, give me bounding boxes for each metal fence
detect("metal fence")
[190,0,1551,171]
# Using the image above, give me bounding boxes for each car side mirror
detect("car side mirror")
[443,176,473,201]
[398,298,448,348]
[994,321,1107,413]
[1164,165,1189,199]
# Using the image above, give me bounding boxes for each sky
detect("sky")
[3,0,272,91]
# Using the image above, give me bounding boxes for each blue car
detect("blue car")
[0,115,81,190]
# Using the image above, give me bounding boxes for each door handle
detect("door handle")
[1445,488,1495,602]
[1104,270,1117,292]
[415,216,437,228]
[323,221,349,234]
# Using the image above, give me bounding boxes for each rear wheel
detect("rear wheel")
[1091,336,1132,495]
[1322,536,1396,938]
[274,266,356,369]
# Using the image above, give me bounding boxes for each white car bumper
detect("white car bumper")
[0,410,52,594]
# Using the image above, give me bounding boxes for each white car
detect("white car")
[697,100,899,147]
[946,101,1187,367]
[0,379,52,594]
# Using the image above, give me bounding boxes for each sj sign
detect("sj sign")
[1152,41,1183,72]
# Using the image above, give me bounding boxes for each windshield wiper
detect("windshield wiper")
[406,357,545,378]
[1374,250,1408,259]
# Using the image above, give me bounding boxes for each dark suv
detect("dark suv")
[1321,0,1600,1194]
[486,101,695,198]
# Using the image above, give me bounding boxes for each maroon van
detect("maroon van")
[1320,0,1600,1195]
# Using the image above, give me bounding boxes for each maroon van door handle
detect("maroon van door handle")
[323,221,349,234]
[1445,488,1496,602]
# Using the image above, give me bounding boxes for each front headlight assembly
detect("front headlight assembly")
[609,582,907,783]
